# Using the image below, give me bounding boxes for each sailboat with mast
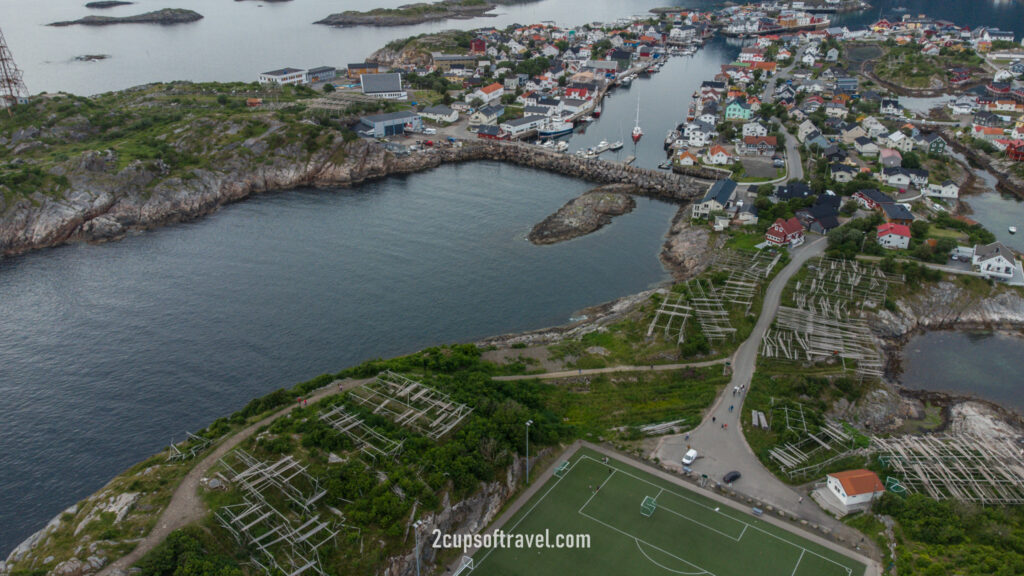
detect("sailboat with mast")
[632,97,643,143]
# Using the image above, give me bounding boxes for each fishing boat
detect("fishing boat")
[632,98,643,144]
[539,120,574,138]
[609,140,623,151]
[594,140,610,154]
[593,103,602,118]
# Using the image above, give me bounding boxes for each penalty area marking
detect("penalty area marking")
[634,539,711,576]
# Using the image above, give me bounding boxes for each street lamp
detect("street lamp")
[413,519,424,576]
[525,420,534,484]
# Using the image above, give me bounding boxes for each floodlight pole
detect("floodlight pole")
[413,519,424,576]
[525,420,534,484]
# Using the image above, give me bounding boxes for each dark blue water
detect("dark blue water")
[901,331,1024,414]
[0,163,677,552]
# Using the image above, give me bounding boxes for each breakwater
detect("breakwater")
[1,138,710,258]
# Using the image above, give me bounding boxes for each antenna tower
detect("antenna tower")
[0,26,29,115]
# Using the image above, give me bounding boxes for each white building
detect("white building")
[742,122,768,138]
[259,67,306,86]
[361,73,407,100]
[825,469,885,512]
[500,115,548,138]
[972,242,1018,281]
[925,181,960,199]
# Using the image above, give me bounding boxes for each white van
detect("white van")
[682,449,698,466]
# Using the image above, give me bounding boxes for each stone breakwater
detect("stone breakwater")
[0,139,709,258]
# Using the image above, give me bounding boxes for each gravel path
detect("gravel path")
[99,378,371,576]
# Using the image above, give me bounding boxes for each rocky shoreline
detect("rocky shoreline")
[316,0,541,28]
[49,8,203,27]
[527,184,637,245]
[84,1,134,8]
[0,135,706,259]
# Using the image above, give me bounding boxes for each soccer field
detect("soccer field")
[472,448,867,576]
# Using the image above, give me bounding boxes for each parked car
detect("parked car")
[723,470,741,484]
[423,128,437,135]
[682,449,698,466]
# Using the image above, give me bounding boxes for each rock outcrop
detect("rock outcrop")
[1,137,707,258]
[872,280,1024,342]
[659,207,717,281]
[316,3,495,28]
[528,184,637,245]
[84,1,134,8]
[49,8,202,26]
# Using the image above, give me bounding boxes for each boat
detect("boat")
[664,129,680,150]
[593,103,602,118]
[658,161,672,170]
[582,115,595,123]
[555,141,569,152]
[632,98,643,144]
[540,140,555,149]
[1011,226,1018,234]
[584,148,598,159]
[539,120,574,138]
[619,75,633,87]
[594,140,610,154]
[609,140,623,151]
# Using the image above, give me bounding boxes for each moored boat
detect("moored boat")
[539,120,574,138]
[632,97,643,143]
[609,140,623,151]
[1010,226,1018,234]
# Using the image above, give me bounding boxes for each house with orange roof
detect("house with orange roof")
[677,150,699,166]
[824,469,885,512]
[467,82,504,105]
[705,145,731,165]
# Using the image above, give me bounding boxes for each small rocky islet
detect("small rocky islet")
[49,8,202,27]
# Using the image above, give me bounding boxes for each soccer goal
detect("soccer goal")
[641,495,658,517]
[453,556,475,576]
[554,461,571,478]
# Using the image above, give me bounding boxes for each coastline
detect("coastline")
[0,138,707,259]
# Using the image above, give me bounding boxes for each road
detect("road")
[98,378,371,576]
[653,238,832,517]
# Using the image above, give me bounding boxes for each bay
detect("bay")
[0,163,676,552]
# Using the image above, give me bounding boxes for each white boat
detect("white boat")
[584,148,598,158]
[619,75,633,87]
[539,120,574,138]
[540,140,555,149]
[609,140,623,151]
[594,140,610,153]
[555,141,569,152]
[1010,226,1018,234]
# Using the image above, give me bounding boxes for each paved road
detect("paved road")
[493,358,728,381]
[653,238,829,516]
[98,378,371,576]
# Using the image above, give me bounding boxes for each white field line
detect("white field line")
[578,508,716,576]
[577,455,857,574]
[790,550,805,576]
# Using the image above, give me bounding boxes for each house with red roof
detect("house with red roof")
[877,223,911,250]
[825,469,885,512]
[765,217,804,247]
[468,82,505,105]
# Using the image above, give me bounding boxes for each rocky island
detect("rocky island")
[316,0,538,27]
[49,8,203,27]
[528,184,637,245]
[84,1,135,8]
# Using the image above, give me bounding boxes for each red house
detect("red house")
[565,85,591,100]
[1008,141,1024,162]
[470,38,486,54]
[766,217,805,247]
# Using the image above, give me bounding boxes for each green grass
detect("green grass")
[473,448,866,576]
[724,231,766,252]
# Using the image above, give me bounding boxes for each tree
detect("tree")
[901,151,921,169]
[322,83,335,93]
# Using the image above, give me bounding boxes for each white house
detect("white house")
[691,179,737,220]
[705,145,731,165]
[880,99,902,116]
[972,242,1018,281]
[420,105,458,123]
[886,131,914,153]
[467,82,504,105]
[742,122,768,138]
[797,119,818,143]
[877,223,911,250]
[825,470,885,513]
[925,180,960,199]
